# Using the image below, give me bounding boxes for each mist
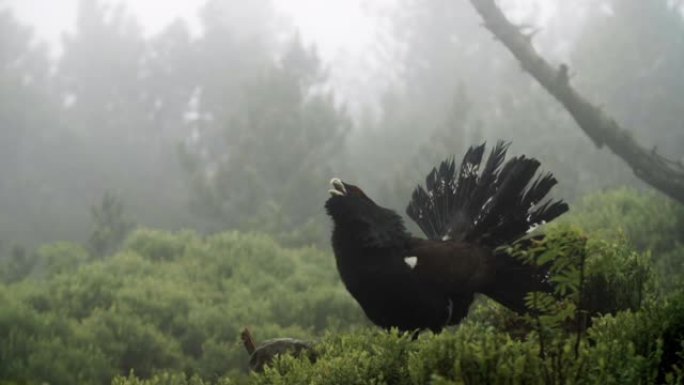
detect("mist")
[0,0,677,248]
[0,0,683,383]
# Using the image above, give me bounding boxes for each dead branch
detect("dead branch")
[469,0,684,204]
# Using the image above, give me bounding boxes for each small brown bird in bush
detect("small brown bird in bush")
[240,328,315,372]
[325,141,568,333]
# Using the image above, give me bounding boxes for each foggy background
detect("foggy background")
[0,0,682,252]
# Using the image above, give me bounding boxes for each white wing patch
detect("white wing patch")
[403,256,418,269]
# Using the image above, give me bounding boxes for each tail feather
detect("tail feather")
[481,257,552,313]
[479,234,554,313]
[406,141,568,247]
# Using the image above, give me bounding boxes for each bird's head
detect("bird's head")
[325,177,378,223]
[325,177,409,248]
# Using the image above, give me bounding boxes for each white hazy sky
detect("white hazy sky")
[0,0,393,58]
[0,0,559,57]
[0,0,561,112]
[0,0,398,111]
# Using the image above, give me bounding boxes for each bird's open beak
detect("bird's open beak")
[329,178,347,197]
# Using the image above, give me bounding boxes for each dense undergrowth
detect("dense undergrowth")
[0,188,683,385]
[0,231,366,384]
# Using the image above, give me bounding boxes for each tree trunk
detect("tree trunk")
[469,0,684,205]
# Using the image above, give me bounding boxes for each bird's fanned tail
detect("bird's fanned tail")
[407,141,568,314]
[406,141,568,248]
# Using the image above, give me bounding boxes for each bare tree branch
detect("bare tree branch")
[469,0,684,204]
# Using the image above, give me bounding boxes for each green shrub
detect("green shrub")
[0,230,365,385]
[582,236,654,315]
[567,188,684,291]
[250,312,678,385]
[112,372,234,385]
[0,245,37,283]
[568,188,683,254]
[2,189,684,385]
[124,229,194,262]
[36,241,89,277]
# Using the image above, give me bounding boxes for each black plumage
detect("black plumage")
[325,141,569,333]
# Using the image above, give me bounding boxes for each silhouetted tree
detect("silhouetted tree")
[88,192,134,257]
[182,33,350,244]
[0,10,70,246]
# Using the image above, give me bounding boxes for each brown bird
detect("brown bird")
[325,141,568,333]
[240,328,315,372]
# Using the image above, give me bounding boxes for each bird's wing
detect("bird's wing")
[359,207,410,249]
[402,239,494,295]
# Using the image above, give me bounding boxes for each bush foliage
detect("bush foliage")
[566,187,684,291]
[0,189,682,385]
[0,230,365,384]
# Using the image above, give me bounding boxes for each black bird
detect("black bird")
[325,141,568,333]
